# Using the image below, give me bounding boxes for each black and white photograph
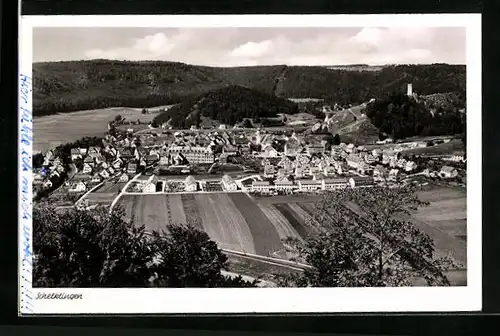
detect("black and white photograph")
[19,14,481,314]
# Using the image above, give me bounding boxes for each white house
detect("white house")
[118,173,129,182]
[184,175,197,192]
[388,169,399,181]
[99,169,110,179]
[323,178,349,191]
[143,177,159,193]
[440,166,458,178]
[69,181,87,193]
[251,181,273,193]
[349,176,375,188]
[112,158,123,169]
[262,144,279,158]
[221,174,238,191]
[297,179,322,192]
[273,179,295,192]
[323,166,337,177]
[405,161,418,172]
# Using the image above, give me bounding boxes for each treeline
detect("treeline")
[364,92,466,140]
[33,60,465,116]
[153,85,299,128]
[33,206,258,288]
[52,136,104,165]
[279,64,466,106]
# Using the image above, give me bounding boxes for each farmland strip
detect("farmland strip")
[180,194,204,231]
[257,204,303,243]
[274,203,310,239]
[229,193,283,257]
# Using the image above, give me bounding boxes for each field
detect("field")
[94,181,126,194]
[115,186,466,285]
[33,106,163,153]
[85,192,117,206]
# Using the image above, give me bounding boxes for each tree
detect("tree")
[33,206,257,288]
[150,224,257,287]
[275,183,458,287]
[333,134,341,145]
[142,108,147,114]
[241,119,254,128]
[33,153,44,169]
[33,206,154,287]
[151,120,159,128]
[114,114,122,123]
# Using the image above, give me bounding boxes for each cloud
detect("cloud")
[35,27,465,66]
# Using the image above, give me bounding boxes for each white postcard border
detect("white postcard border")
[19,14,482,314]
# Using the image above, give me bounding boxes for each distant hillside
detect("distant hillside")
[33,60,466,117]
[152,85,299,128]
[364,92,465,140]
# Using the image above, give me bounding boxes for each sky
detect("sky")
[33,27,466,66]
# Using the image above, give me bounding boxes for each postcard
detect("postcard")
[19,14,481,315]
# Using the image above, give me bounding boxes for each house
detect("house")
[305,144,325,156]
[405,161,418,172]
[364,154,377,164]
[99,169,110,179]
[82,163,93,174]
[139,159,146,168]
[70,148,82,160]
[91,174,102,183]
[118,148,135,160]
[143,176,159,193]
[84,156,94,166]
[273,179,295,192]
[118,173,129,182]
[346,154,362,169]
[357,162,371,175]
[349,176,375,188]
[309,166,322,176]
[263,164,276,178]
[127,163,137,175]
[107,166,115,175]
[184,175,197,192]
[56,165,65,174]
[112,158,123,169]
[388,169,399,180]
[69,181,87,193]
[284,141,302,156]
[345,143,355,153]
[294,166,305,178]
[262,144,279,158]
[323,178,349,191]
[94,154,105,164]
[159,155,169,166]
[323,166,337,177]
[221,174,238,191]
[440,166,458,178]
[88,146,100,154]
[222,145,238,156]
[145,154,159,165]
[52,157,62,166]
[251,181,272,193]
[100,161,109,169]
[168,145,215,164]
[219,153,229,164]
[373,165,386,179]
[372,149,381,157]
[297,180,322,192]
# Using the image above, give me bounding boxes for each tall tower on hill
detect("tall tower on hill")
[407,83,413,96]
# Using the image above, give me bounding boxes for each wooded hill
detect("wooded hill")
[152,85,299,128]
[33,60,465,117]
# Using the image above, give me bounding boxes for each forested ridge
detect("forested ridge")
[153,85,299,128]
[33,60,465,116]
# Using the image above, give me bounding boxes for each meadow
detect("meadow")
[33,106,166,153]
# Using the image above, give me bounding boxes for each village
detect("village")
[32,117,467,210]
